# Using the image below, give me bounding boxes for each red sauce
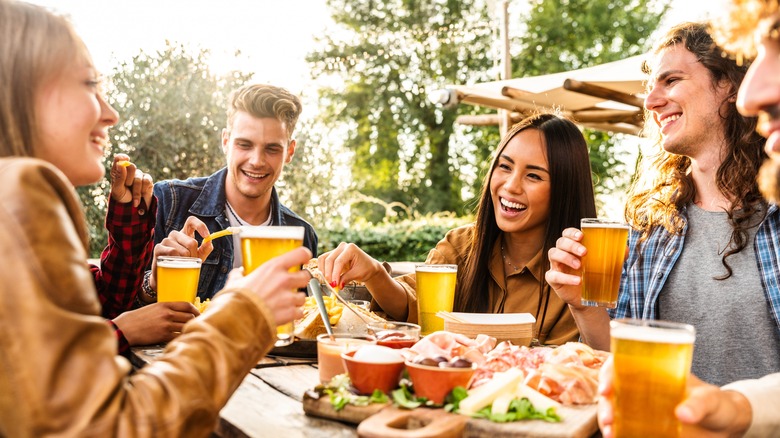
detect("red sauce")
[375,330,417,349]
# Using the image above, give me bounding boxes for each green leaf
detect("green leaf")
[370,389,390,404]
[470,397,561,423]
[391,384,423,409]
[444,386,469,413]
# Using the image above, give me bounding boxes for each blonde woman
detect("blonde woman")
[0,1,309,435]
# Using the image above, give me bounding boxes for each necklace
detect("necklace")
[225,202,248,226]
[501,243,522,271]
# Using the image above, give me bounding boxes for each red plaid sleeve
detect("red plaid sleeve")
[106,319,130,359]
[90,196,157,319]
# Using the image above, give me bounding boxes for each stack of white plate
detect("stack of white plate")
[441,312,536,346]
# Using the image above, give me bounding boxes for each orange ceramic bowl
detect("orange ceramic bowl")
[341,349,405,395]
[405,360,475,404]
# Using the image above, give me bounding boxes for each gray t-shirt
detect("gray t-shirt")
[659,204,780,386]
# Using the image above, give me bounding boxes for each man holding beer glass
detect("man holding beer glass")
[138,84,318,304]
[546,20,780,389]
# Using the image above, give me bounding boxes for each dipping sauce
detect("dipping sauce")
[376,330,417,349]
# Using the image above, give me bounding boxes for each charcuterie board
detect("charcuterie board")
[303,390,598,438]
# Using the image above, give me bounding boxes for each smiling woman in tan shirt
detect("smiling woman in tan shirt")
[317,113,597,346]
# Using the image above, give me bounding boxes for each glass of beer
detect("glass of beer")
[415,264,457,336]
[240,226,305,347]
[610,319,696,437]
[156,256,202,303]
[580,218,630,308]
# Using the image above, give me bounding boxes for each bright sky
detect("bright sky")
[29,0,729,97]
[27,0,331,96]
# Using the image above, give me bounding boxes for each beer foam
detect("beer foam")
[581,220,630,229]
[157,258,201,269]
[239,225,305,240]
[415,264,457,273]
[611,323,695,344]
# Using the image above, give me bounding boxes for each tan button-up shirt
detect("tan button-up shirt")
[395,224,578,345]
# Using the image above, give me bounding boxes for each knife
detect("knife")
[308,278,335,340]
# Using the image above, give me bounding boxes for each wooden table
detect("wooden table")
[131,346,357,438]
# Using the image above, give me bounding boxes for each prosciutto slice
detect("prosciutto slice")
[471,341,608,405]
[407,331,496,364]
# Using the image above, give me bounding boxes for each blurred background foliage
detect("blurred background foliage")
[80,0,670,260]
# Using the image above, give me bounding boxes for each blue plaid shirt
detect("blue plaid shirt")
[609,204,780,335]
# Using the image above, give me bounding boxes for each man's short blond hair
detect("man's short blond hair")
[714,0,779,61]
[226,84,302,140]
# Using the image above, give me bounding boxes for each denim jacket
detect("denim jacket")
[150,167,318,300]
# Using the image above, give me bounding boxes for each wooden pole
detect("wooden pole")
[498,0,511,136]
[563,79,645,109]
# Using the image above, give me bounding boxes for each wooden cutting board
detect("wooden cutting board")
[303,391,598,438]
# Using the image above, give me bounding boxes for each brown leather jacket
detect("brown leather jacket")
[0,158,277,437]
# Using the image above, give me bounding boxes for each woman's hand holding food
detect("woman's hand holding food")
[317,242,385,288]
[225,247,311,326]
[109,154,153,215]
[318,242,409,321]
[113,302,200,345]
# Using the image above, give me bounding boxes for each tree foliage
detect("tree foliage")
[77,43,251,256]
[307,0,497,222]
[307,0,670,222]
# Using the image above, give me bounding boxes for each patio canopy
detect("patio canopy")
[430,55,649,135]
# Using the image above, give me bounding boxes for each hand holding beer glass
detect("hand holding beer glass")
[580,218,629,308]
[610,319,696,437]
[156,256,202,303]
[415,264,457,336]
[240,226,305,347]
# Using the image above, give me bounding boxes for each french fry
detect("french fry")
[194,297,211,313]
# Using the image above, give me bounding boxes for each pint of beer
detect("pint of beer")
[157,256,202,303]
[240,226,305,347]
[610,319,695,437]
[415,264,457,336]
[580,218,629,308]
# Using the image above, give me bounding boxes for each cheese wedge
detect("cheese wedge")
[515,382,561,413]
[490,392,514,415]
[458,368,524,416]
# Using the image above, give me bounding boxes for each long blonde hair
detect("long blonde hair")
[0,0,90,157]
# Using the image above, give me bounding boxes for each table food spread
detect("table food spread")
[303,331,607,437]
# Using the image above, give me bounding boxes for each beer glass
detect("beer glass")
[610,319,696,437]
[580,218,630,308]
[240,226,305,347]
[156,256,202,303]
[415,264,457,336]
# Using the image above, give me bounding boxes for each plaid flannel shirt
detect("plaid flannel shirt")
[89,197,156,356]
[609,203,780,335]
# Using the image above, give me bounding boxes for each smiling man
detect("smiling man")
[140,84,317,301]
[546,21,780,387]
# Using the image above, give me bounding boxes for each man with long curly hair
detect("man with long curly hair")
[596,4,780,437]
[547,20,780,388]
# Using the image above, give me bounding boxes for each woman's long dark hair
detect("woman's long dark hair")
[455,113,597,312]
